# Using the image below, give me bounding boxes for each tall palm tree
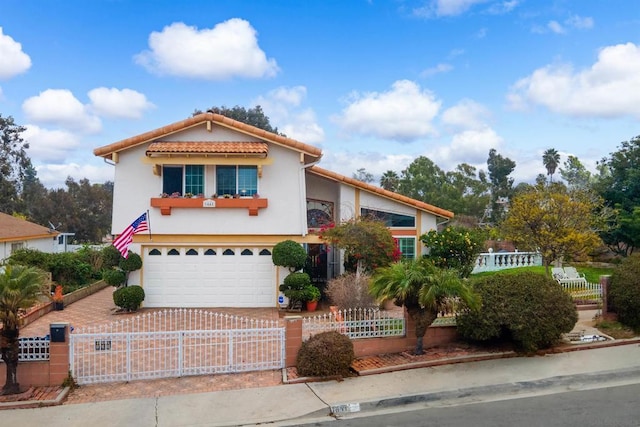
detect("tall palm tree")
[0,265,47,395]
[542,148,560,183]
[370,259,478,355]
[380,170,400,192]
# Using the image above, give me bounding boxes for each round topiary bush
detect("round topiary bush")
[609,255,640,330]
[296,331,354,378]
[103,268,126,287]
[272,240,307,272]
[456,271,577,352]
[113,285,145,311]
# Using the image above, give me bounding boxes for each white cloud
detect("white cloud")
[335,80,441,142]
[566,15,594,30]
[487,0,519,14]
[253,86,325,144]
[88,87,155,119]
[321,150,415,184]
[507,42,640,119]
[22,125,80,163]
[429,127,503,169]
[134,19,279,80]
[421,63,453,78]
[441,99,492,131]
[0,27,31,79]
[547,21,565,34]
[22,89,102,133]
[414,0,490,17]
[35,163,114,189]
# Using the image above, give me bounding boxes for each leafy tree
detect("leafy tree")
[397,156,449,208]
[370,259,478,354]
[486,149,516,225]
[560,155,592,191]
[272,240,307,273]
[594,136,640,256]
[542,148,560,183]
[380,170,400,191]
[318,218,400,276]
[445,163,490,221]
[0,265,47,395]
[352,168,374,183]
[502,183,604,275]
[194,105,283,135]
[0,115,32,214]
[420,226,485,278]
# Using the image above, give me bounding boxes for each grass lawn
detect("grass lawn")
[471,265,615,283]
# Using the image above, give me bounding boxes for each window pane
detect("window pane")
[216,166,236,196]
[163,166,183,195]
[238,166,257,196]
[397,238,415,260]
[185,165,204,195]
[361,208,415,227]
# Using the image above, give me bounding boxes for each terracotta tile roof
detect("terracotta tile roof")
[146,141,268,156]
[94,113,322,160]
[309,166,454,219]
[0,212,58,242]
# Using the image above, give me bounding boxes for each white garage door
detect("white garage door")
[143,246,276,308]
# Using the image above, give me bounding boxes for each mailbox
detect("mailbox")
[50,323,67,342]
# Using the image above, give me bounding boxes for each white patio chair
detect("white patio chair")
[551,267,567,281]
[563,266,587,285]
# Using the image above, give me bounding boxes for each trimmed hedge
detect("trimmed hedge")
[113,285,145,311]
[296,331,354,377]
[609,255,640,330]
[456,271,577,352]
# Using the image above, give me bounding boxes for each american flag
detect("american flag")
[113,212,149,258]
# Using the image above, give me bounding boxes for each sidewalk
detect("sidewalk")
[2,344,640,426]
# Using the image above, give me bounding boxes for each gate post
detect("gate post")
[284,316,302,368]
[49,322,70,385]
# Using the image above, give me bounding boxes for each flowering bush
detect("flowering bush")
[420,226,485,277]
[318,218,400,273]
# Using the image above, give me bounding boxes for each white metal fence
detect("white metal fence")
[560,280,603,304]
[302,307,405,341]
[18,337,50,361]
[70,309,284,385]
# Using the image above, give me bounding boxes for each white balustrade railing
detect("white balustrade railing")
[473,251,542,273]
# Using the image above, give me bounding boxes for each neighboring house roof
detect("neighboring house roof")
[0,212,58,242]
[94,113,322,162]
[309,166,454,219]
[146,141,269,157]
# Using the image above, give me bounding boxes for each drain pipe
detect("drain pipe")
[299,159,322,237]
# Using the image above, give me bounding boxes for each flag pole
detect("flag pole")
[146,209,152,241]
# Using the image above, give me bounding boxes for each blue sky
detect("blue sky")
[1,0,639,188]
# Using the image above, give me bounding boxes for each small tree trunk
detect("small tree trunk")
[408,307,438,355]
[1,330,21,395]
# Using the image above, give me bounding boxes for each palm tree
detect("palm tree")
[370,259,478,355]
[542,148,560,183]
[0,265,47,395]
[380,170,400,192]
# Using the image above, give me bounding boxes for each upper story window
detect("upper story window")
[361,208,415,227]
[307,199,334,228]
[217,165,257,197]
[162,165,204,196]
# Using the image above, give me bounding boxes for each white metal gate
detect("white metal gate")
[69,310,284,385]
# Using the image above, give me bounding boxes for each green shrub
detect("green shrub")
[272,240,307,272]
[103,268,126,287]
[456,271,577,352]
[296,331,354,377]
[46,252,92,286]
[609,255,640,330]
[7,248,51,270]
[279,272,312,306]
[113,285,145,311]
[100,245,122,270]
[420,226,485,278]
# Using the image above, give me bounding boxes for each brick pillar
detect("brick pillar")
[49,323,70,385]
[600,275,610,316]
[284,316,302,368]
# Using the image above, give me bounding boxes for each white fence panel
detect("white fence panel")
[302,307,405,341]
[70,309,284,385]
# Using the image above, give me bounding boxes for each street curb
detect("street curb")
[0,387,69,411]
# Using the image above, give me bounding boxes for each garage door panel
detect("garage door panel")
[143,246,276,307]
